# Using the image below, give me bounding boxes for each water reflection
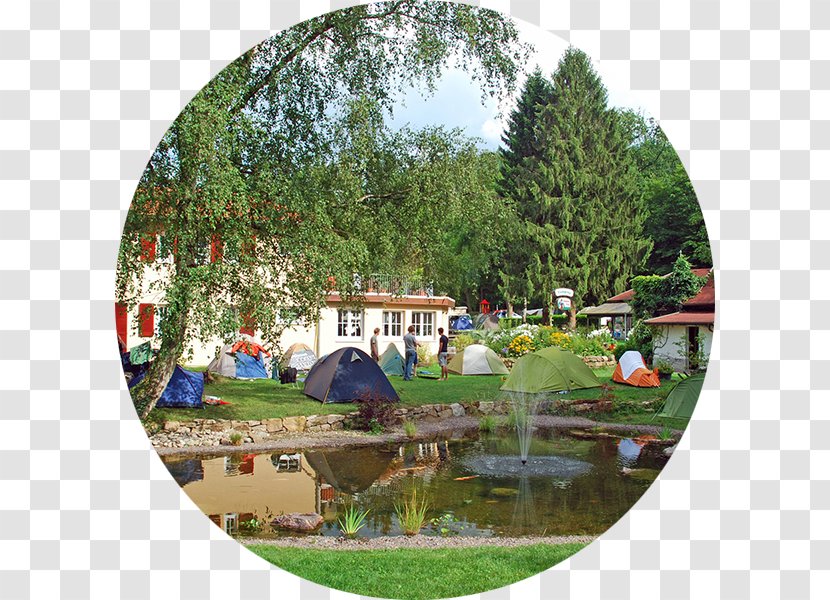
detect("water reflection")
[162,429,666,539]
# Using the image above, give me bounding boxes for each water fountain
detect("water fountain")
[506,390,544,465]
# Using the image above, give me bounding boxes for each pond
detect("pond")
[163,428,668,539]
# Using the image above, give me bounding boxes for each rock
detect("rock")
[163,421,180,432]
[272,513,324,532]
[331,421,344,431]
[265,418,284,433]
[438,409,453,419]
[327,414,346,424]
[478,401,494,415]
[307,415,334,428]
[450,403,465,417]
[283,416,307,432]
[663,445,676,457]
[231,421,251,432]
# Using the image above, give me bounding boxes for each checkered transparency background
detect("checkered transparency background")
[0,0,826,598]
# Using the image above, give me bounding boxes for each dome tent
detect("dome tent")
[279,343,318,371]
[500,346,601,393]
[378,343,405,377]
[654,373,705,421]
[447,344,509,376]
[304,347,400,404]
[128,363,204,408]
[612,350,660,387]
[207,340,270,379]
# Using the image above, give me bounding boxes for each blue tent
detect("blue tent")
[129,364,204,409]
[304,347,400,404]
[450,314,473,331]
[207,344,269,379]
[235,352,268,378]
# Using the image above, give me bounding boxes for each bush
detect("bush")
[355,388,398,432]
[416,344,434,366]
[526,314,543,325]
[453,333,475,352]
[499,317,522,329]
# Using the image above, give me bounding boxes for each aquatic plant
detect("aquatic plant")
[657,426,674,441]
[395,487,430,536]
[430,513,466,537]
[403,420,418,438]
[338,505,371,538]
[479,415,496,432]
[229,432,243,446]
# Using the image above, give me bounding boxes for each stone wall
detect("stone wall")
[152,400,515,449]
[581,355,616,369]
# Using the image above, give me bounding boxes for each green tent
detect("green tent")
[378,343,405,377]
[654,373,705,420]
[500,347,601,393]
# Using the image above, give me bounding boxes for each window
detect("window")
[382,311,403,337]
[337,309,363,338]
[412,312,434,337]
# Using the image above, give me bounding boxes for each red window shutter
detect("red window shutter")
[240,313,255,336]
[210,234,224,263]
[115,303,128,347]
[140,235,157,262]
[138,303,155,337]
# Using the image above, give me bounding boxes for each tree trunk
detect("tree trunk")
[506,300,513,321]
[569,307,577,331]
[131,297,190,421]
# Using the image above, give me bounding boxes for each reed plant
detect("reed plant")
[395,487,430,536]
[338,505,371,538]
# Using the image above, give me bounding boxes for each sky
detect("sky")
[386,20,648,151]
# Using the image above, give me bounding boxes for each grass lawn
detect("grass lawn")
[150,363,687,429]
[247,543,586,600]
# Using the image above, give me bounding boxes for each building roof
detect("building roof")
[326,292,456,309]
[579,302,633,316]
[644,311,715,326]
[607,268,711,303]
[682,272,715,307]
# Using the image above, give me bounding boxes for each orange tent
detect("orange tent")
[612,350,660,387]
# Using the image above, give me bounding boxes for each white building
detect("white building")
[645,271,715,372]
[115,240,454,365]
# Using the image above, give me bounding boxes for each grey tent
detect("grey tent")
[378,343,405,376]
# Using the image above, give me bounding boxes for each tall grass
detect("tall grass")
[479,415,497,432]
[338,505,370,538]
[394,487,430,536]
[403,420,418,438]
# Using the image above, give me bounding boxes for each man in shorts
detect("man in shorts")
[437,327,449,381]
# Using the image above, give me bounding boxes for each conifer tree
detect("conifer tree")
[510,48,651,319]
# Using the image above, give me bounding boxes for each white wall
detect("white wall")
[120,295,451,366]
[652,325,714,371]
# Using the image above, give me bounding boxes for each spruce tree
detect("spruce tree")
[495,68,554,317]
[515,48,651,316]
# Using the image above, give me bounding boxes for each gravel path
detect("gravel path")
[155,415,683,457]
[241,534,596,551]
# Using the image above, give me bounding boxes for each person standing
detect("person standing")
[437,327,449,381]
[370,327,380,361]
[403,325,419,381]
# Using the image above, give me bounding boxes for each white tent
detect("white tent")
[447,344,509,376]
[206,345,237,377]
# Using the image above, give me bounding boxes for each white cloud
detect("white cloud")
[481,117,506,143]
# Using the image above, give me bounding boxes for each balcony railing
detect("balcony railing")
[359,273,436,297]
